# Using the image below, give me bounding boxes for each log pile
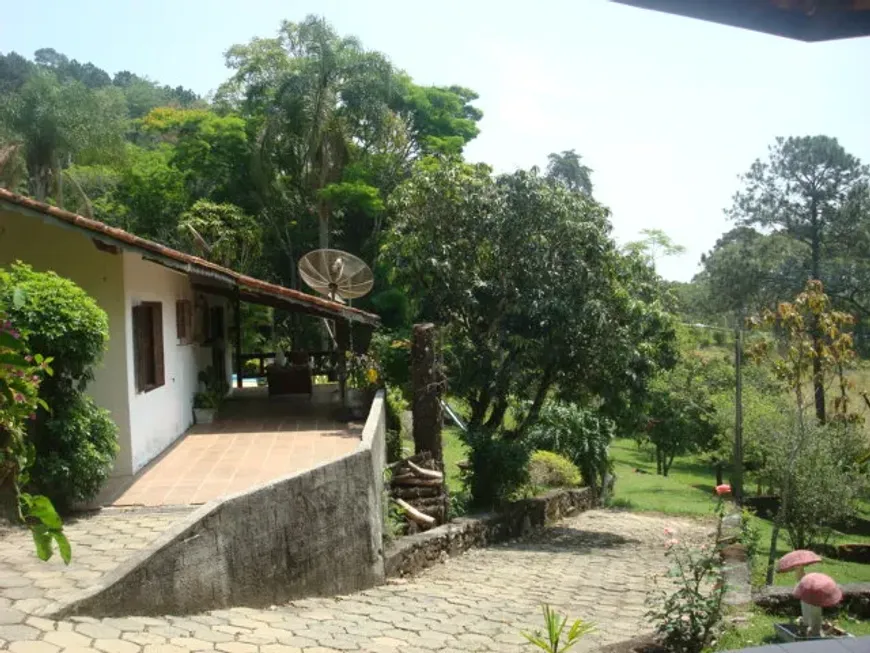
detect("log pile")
[389,451,448,531]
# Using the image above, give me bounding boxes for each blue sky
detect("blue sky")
[4,0,870,281]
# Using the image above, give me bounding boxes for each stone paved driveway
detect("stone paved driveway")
[0,510,707,652]
[0,507,192,616]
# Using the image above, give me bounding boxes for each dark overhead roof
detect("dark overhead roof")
[0,188,380,327]
[613,0,870,41]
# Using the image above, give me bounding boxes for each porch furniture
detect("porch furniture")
[266,351,313,396]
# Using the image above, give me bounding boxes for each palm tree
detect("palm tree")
[546,149,593,196]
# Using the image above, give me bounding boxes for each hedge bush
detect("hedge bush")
[0,263,117,508]
[461,429,530,508]
[527,401,615,490]
[32,395,119,510]
[528,450,581,488]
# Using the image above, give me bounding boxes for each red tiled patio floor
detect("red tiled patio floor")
[112,389,363,507]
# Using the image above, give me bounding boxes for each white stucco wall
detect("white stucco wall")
[0,209,134,477]
[123,253,204,472]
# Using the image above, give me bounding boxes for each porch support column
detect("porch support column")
[234,291,243,389]
[335,319,350,408]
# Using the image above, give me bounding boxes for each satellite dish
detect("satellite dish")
[298,249,374,302]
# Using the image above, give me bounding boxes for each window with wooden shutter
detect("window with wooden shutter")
[133,302,165,393]
[176,299,192,344]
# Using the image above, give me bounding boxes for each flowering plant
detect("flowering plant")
[0,313,70,563]
[646,529,726,653]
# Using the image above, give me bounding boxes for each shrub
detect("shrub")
[0,263,117,508]
[0,263,108,391]
[461,429,531,508]
[528,450,581,488]
[242,359,260,377]
[527,402,614,490]
[31,395,119,509]
[384,385,408,463]
[764,419,867,549]
[646,538,726,653]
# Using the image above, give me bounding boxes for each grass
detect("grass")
[400,424,467,495]
[610,437,870,646]
[441,426,467,494]
[716,610,870,648]
[610,437,870,584]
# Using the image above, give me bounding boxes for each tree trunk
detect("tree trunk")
[318,199,329,250]
[411,323,443,464]
[810,214,826,424]
[656,447,663,475]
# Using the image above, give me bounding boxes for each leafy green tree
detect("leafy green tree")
[546,149,593,196]
[140,107,251,205]
[177,200,262,274]
[642,353,720,476]
[625,228,686,265]
[700,227,802,322]
[0,70,126,201]
[729,136,870,422]
[383,158,675,437]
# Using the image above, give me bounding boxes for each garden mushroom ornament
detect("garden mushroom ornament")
[777,549,822,580]
[793,572,842,637]
[777,550,823,633]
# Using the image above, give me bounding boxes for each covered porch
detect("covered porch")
[111,387,365,507]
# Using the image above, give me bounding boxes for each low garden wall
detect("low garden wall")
[47,390,387,618]
[385,487,596,577]
[755,582,870,618]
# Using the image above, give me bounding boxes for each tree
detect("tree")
[0,71,127,201]
[625,228,686,265]
[546,149,593,196]
[642,354,720,476]
[729,136,870,422]
[700,227,803,321]
[748,280,861,581]
[177,200,262,274]
[383,158,675,435]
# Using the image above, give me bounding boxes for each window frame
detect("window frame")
[133,301,165,394]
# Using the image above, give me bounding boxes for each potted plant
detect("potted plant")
[193,391,220,424]
[346,352,380,418]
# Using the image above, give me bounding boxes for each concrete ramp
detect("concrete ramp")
[44,391,386,618]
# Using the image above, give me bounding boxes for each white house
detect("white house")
[0,188,378,502]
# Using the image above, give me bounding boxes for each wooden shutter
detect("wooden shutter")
[151,302,165,388]
[176,300,192,342]
[133,305,148,392]
[176,300,186,341]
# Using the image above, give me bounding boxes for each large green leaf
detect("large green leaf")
[25,495,63,530]
[52,532,71,565]
[31,528,53,562]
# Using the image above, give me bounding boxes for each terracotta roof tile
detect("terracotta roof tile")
[0,188,379,326]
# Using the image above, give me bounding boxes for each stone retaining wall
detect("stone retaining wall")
[755,582,870,618]
[47,391,387,618]
[385,487,596,577]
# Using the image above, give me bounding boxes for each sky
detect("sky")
[3,0,870,281]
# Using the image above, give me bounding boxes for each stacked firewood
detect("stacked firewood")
[389,451,447,531]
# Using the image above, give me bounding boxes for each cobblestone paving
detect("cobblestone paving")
[0,510,707,652]
[0,507,192,616]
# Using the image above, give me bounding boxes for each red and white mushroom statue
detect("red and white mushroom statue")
[777,550,824,634]
[776,549,822,580]
[793,572,843,637]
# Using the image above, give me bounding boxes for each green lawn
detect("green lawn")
[441,426,467,494]
[610,437,870,585]
[610,437,870,646]
[716,610,870,648]
[401,425,467,495]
